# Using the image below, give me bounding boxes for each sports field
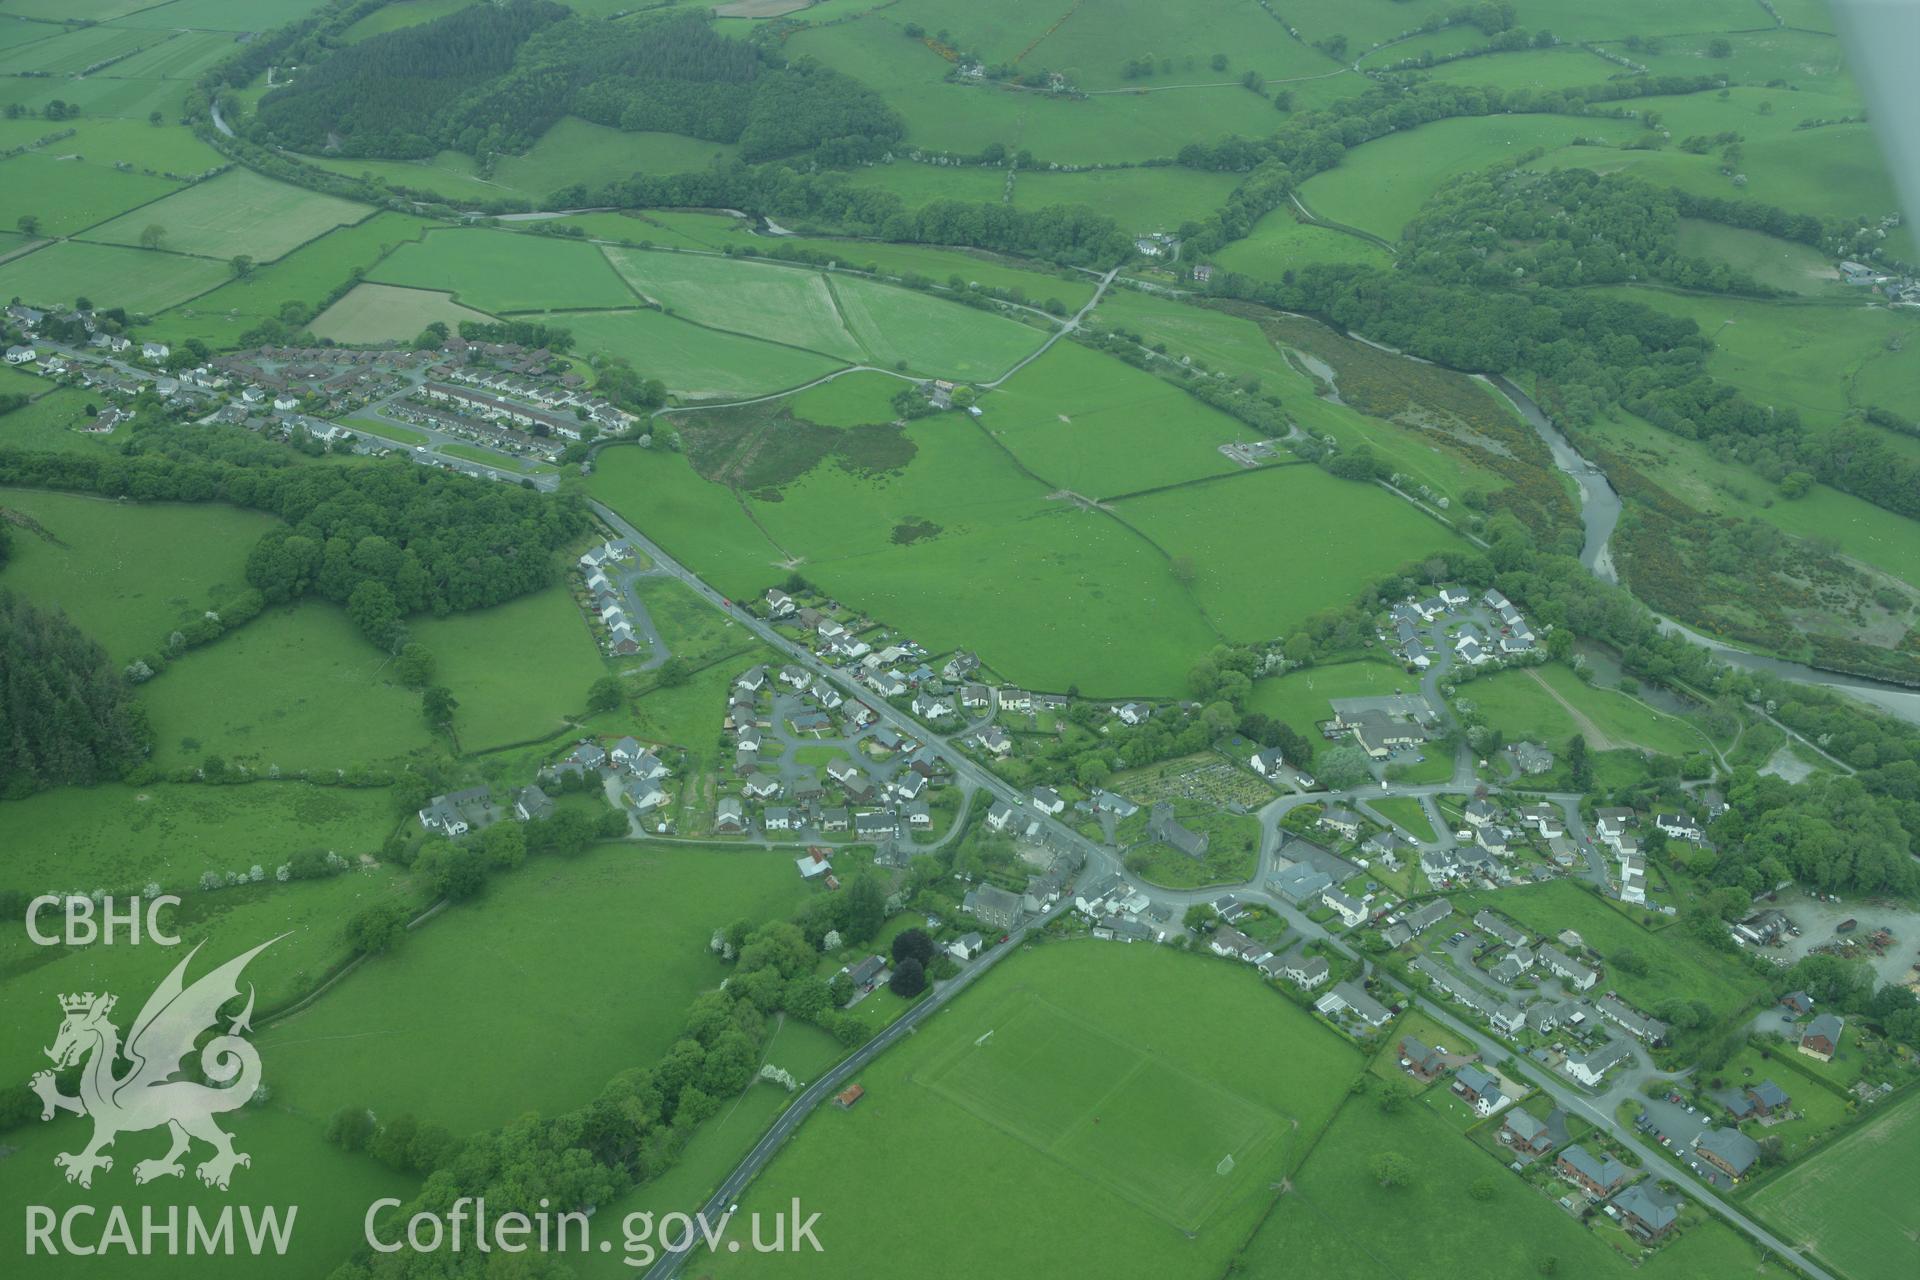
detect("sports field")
[1749,1088,1920,1280]
[0,488,279,660]
[310,282,495,342]
[86,168,371,262]
[0,238,230,313]
[370,227,640,312]
[702,942,1361,1279]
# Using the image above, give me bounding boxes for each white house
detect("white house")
[1249,748,1286,778]
[1030,787,1065,816]
[141,341,170,362]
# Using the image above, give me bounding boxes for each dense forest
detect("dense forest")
[0,442,588,651]
[0,590,150,797]
[251,2,903,164]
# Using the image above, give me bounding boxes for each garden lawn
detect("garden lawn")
[981,340,1258,498]
[701,941,1360,1280]
[1115,465,1467,641]
[310,282,494,343]
[407,585,608,751]
[1368,795,1437,842]
[551,309,845,399]
[369,228,639,312]
[85,167,370,262]
[0,488,278,661]
[0,239,230,313]
[1457,880,1767,1024]
[256,843,812,1134]
[138,601,436,772]
[1747,1087,1920,1280]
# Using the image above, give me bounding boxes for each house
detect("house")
[1405,898,1453,936]
[1315,981,1392,1028]
[819,807,850,833]
[998,687,1033,713]
[715,796,746,833]
[610,736,646,768]
[844,955,886,989]
[1594,807,1637,845]
[1655,812,1703,842]
[1501,1108,1568,1156]
[1507,741,1554,775]
[141,341,170,362]
[854,810,899,839]
[1779,990,1814,1017]
[1319,887,1368,928]
[795,848,832,878]
[1537,945,1598,992]
[1452,1065,1507,1116]
[511,785,554,823]
[623,778,669,813]
[974,725,1012,757]
[985,800,1015,833]
[1557,1144,1629,1197]
[1249,747,1287,778]
[764,588,795,617]
[1567,1038,1633,1087]
[417,794,471,838]
[963,883,1023,930]
[743,773,782,800]
[1399,1035,1445,1081]
[565,742,608,771]
[940,650,979,681]
[1477,825,1511,856]
[891,770,927,802]
[960,682,991,709]
[1491,946,1534,985]
[1492,1004,1527,1035]
[1095,915,1154,943]
[1695,1127,1761,1181]
[1319,806,1363,840]
[1799,1013,1843,1062]
[1473,910,1528,949]
[1364,830,1408,864]
[1746,1079,1790,1117]
[1599,996,1669,1045]
[1113,701,1152,726]
[1463,798,1500,828]
[1612,1183,1681,1242]
[763,806,795,833]
[1272,862,1333,904]
[628,750,669,781]
[1280,951,1331,990]
[910,690,955,720]
[778,664,811,690]
[4,345,34,365]
[1146,801,1210,860]
[1030,787,1065,816]
[948,932,984,961]
[905,802,932,829]
[1517,803,1566,838]
[735,666,767,694]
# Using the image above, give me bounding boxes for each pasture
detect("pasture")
[257,843,812,1134]
[0,238,230,313]
[1673,219,1846,296]
[0,387,119,453]
[1298,114,1644,242]
[302,149,507,205]
[785,370,908,426]
[701,942,1361,1280]
[601,246,868,361]
[0,153,180,237]
[1211,209,1394,278]
[1456,880,1767,1024]
[549,308,846,399]
[341,0,475,41]
[1458,664,1711,758]
[370,228,639,312]
[85,168,370,262]
[1015,166,1243,233]
[137,602,436,772]
[43,116,226,175]
[1748,1087,1920,1280]
[310,282,494,343]
[0,488,278,660]
[829,272,1046,379]
[405,585,607,750]
[780,236,1096,309]
[491,117,741,196]
[1115,465,1466,641]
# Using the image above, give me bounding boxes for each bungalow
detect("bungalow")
[1567,1038,1633,1087]
[1473,909,1528,949]
[940,650,979,681]
[1091,789,1140,820]
[1315,981,1392,1028]
[1482,588,1510,611]
[1612,1183,1681,1242]
[963,883,1024,930]
[1030,787,1066,816]
[1398,1035,1445,1081]
[1112,701,1152,726]
[1280,951,1331,990]
[948,932,985,961]
[1249,747,1287,779]
[1557,1144,1629,1197]
[1319,887,1368,928]
[1208,926,1259,961]
[1095,915,1154,943]
[844,955,886,989]
[1536,945,1598,992]
[1746,1079,1790,1117]
[1799,1013,1843,1062]
[714,797,746,833]
[1320,806,1363,840]
[1695,1127,1761,1181]
[1405,898,1453,936]
[1455,637,1488,665]
[1779,990,1814,1017]
[1438,584,1469,609]
[1599,995,1669,1045]
[764,588,796,617]
[1452,1065,1507,1117]
[961,682,992,709]
[511,785,555,823]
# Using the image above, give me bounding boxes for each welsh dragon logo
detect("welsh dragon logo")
[31,937,280,1191]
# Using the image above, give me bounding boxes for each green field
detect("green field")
[85,168,371,262]
[0,152,181,237]
[1457,880,1766,1023]
[38,116,226,176]
[778,236,1097,309]
[1248,660,1414,732]
[1748,1087,1920,1280]
[0,488,279,660]
[0,386,122,453]
[703,941,1361,1279]
[0,238,231,313]
[257,842,812,1134]
[553,307,848,398]
[138,601,437,772]
[829,272,1046,379]
[340,0,475,42]
[1673,219,1846,296]
[405,585,608,750]
[310,281,494,343]
[370,228,640,312]
[784,370,909,426]
[1368,795,1437,842]
[1212,209,1395,279]
[1015,166,1244,233]
[1458,664,1712,758]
